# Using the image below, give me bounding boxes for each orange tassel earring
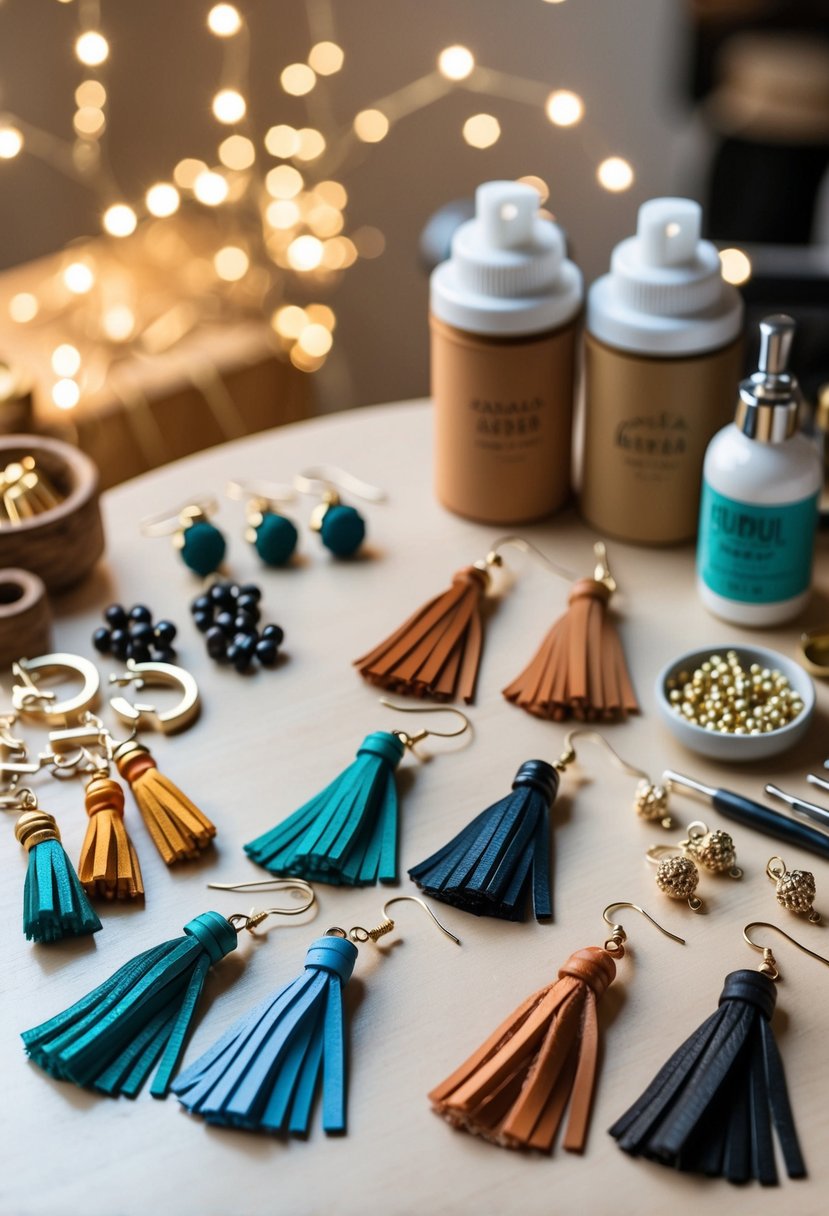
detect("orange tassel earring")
[114,740,216,865]
[78,769,144,901]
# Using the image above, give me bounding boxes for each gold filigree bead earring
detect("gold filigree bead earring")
[766,856,820,923]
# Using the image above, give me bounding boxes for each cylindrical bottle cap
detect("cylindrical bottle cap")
[430,181,582,335]
[587,197,743,355]
[735,314,801,442]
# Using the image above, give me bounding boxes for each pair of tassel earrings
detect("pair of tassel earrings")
[22,885,459,1137]
[354,537,638,720]
[429,907,822,1185]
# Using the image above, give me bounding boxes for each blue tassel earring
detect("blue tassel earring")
[21,880,315,1098]
[408,758,558,922]
[173,895,460,1135]
[244,702,470,886]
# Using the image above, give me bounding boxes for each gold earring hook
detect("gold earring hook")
[208,878,316,933]
[294,466,386,504]
[484,538,616,592]
[601,901,686,956]
[328,894,461,946]
[226,479,295,507]
[139,497,219,537]
[379,699,471,747]
[743,921,829,982]
[556,729,672,829]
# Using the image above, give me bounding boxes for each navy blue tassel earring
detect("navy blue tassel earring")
[609,921,827,1185]
[173,896,460,1135]
[21,881,315,1099]
[408,759,558,921]
[244,702,470,886]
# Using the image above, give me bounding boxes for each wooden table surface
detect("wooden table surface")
[4,400,829,1216]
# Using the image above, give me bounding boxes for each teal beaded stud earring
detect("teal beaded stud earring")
[294,466,385,558]
[141,498,226,576]
[225,479,299,567]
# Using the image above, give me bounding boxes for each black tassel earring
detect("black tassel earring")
[609,920,829,1185]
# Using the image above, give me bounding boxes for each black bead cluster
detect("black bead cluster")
[190,581,283,673]
[93,604,178,663]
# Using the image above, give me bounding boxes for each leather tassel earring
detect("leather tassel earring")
[408,759,558,921]
[244,702,469,886]
[9,788,102,944]
[78,769,144,900]
[173,895,460,1135]
[609,920,828,1185]
[503,541,638,721]
[429,902,683,1153]
[21,880,316,1099]
[114,740,216,864]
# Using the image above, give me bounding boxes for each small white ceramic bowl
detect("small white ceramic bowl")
[655,644,815,761]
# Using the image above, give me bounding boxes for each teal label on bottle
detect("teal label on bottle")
[698,482,819,604]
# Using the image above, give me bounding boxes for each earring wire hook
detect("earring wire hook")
[294,466,386,503]
[743,921,829,980]
[225,479,296,506]
[139,497,219,536]
[379,698,470,742]
[382,895,461,946]
[602,901,686,946]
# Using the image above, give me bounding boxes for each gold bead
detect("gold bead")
[688,828,738,875]
[656,855,699,900]
[773,866,819,921]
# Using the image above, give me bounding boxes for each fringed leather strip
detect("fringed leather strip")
[244,731,405,886]
[16,811,101,944]
[430,946,616,1152]
[354,565,489,703]
[503,579,638,721]
[77,776,144,900]
[115,743,216,865]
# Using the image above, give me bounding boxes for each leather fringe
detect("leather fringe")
[429,946,616,1152]
[354,565,489,703]
[503,578,638,721]
[609,969,806,1185]
[77,775,144,900]
[115,742,216,866]
[16,810,102,944]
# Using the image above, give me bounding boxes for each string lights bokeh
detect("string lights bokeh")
[0,0,693,415]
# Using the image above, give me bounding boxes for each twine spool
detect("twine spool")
[0,568,51,666]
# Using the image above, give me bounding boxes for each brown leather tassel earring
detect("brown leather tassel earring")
[78,767,144,900]
[503,541,638,721]
[428,902,683,1153]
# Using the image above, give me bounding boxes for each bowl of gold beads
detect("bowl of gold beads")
[655,645,815,760]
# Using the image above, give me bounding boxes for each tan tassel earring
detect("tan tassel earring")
[502,541,638,721]
[78,769,144,900]
[114,740,216,865]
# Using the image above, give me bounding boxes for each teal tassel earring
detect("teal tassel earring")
[244,702,470,885]
[21,881,315,1099]
[13,790,102,944]
[174,896,459,1135]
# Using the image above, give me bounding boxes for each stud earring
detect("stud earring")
[766,856,820,922]
[140,497,226,577]
[646,845,704,911]
[294,465,385,558]
[244,700,470,886]
[173,894,459,1135]
[611,921,829,1185]
[226,479,299,567]
[429,901,684,1154]
[21,880,316,1099]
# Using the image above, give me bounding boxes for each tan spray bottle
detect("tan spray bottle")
[431,180,583,524]
[580,198,744,545]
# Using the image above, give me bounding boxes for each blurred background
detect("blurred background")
[0,0,826,483]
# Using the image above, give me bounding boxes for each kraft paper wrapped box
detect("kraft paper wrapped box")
[0,224,312,488]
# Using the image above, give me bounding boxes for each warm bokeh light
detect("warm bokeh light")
[316,180,347,208]
[145,182,180,217]
[0,127,24,159]
[462,113,501,148]
[545,89,584,126]
[63,262,95,294]
[597,156,634,191]
[102,304,135,342]
[438,45,475,81]
[266,199,300,229]
[280,64,316,96]
[308,41,344,75]
[287,235,324,271]
[9,293,39,322]
[352,225,386,258]
[212,88,246,124]
[308,204,344,237]
[272,306,308,338]
[75,32,109,67]
[207,4,241,36]
[51,344,82,377]
[719,247,752,286]
[193,170,229,205]
[321,236,357,269]
[103,203,138,237]
[214,245,249,281]
[265,125,300,158]
[298,323,333,357]
[266,165,303,199]
[219,134,255,170]
[52,379,80,409]
[517,175,549,202]
[306,303,336,330]
[75,80,106,108]
[73,107,106,136]
[295,128,326,161]
[353,109,389,142]
[173,158,207,188]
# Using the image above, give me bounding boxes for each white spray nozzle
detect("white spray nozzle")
[637,198,701,267]
[476,181,538,249]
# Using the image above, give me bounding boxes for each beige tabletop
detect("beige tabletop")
[4,400,829,1216]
